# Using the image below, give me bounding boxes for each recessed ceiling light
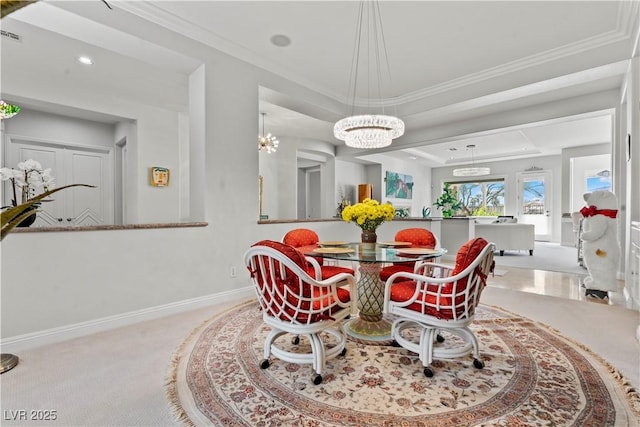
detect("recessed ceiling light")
[270,34,291,47]
[77,56,94,65]
[408,156,417,160]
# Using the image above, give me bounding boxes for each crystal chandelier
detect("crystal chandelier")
[0,100,21,120]
[334,1,404,149]
[453,145,490,177]
[258,112,279,154]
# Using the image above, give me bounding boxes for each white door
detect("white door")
[517,171,552,241]
[5,137,113,227]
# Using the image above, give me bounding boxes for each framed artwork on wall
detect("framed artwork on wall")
[385,171,413,199]
[150,166,170,187]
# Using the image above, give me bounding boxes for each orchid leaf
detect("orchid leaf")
[1,184,95,240]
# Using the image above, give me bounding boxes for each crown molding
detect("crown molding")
[112,1,636,110]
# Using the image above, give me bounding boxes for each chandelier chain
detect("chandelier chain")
[334,0,404,149]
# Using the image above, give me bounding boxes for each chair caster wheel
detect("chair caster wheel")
[259,359,270,369]
[585,289,608,299]
[436,334,445,343]
[312,373,323,385]
[473,359,484,369]
[291,335,300,345]
[423,367,434,377]
[391,340,401,348]
[340,348,347,357]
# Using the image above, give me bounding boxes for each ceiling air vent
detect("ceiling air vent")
[1,30,22,42]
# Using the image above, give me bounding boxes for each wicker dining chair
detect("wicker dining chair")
[383,238,495,377]
[244,240,356,385]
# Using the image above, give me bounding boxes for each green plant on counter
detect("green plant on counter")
[434,183,462,218]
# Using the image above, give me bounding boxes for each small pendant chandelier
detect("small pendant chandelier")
[334,1,404,149]
[453,144,491,177]
[258,112,279,154]
[0,100,21,120]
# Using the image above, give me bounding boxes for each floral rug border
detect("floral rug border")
[166,299,640,426]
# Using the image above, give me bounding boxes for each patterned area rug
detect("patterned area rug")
[167,301,640,426]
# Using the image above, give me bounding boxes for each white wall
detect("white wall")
[2,85,186,225]
[3,109,115,148]
[1,23,637,346]
[260,137,341,220]
[335,159,367,206]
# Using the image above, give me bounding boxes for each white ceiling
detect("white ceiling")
[1,1,638,167]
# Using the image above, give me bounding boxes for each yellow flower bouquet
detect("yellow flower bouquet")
[341,198,395,232]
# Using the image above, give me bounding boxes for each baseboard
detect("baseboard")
[0,287,254,353]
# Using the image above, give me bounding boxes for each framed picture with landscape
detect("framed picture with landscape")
[385,171,413,199]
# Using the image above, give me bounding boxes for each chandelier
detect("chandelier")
[0,100,20,120]
[258,112,279,154]
[333,1,404,149]
[453,145,491,177]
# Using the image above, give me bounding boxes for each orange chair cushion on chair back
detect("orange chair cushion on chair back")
[394,228,437,247]
[249,240,349,323]
[451,237,489,276]
[283,228,326,267]
[380,228,437,282]
[251,240,309,318]
[389,238,489,320]
[283,228,320,247]
[283,228,355,279]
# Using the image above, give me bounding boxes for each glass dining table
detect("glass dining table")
[301,242,447,344]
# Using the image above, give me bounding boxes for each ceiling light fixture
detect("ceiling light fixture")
[77,56,94,65]
[453,144,490,177]
[270,34,291,47]
[333,1,404,149]
[258,112,279,154]
[0,100,20,119]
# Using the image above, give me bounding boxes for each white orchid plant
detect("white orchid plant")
[0,159,55,206]
[0,159,94,240]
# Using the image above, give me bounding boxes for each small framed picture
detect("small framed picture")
[150,167,170,187]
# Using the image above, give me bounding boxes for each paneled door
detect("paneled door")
[517,171,552,241]
[4,137,113,227]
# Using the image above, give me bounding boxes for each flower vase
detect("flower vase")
[16,207,37,228]
[361,230,377,250]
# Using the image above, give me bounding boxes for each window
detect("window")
[586,170,611,193]
[447,179,505,216]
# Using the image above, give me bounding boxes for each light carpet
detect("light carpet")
[491,242,588,275]
[167,300,640,426]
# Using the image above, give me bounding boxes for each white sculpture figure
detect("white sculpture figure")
[580,190,620,299]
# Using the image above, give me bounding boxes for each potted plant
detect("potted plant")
[434,183,462,218]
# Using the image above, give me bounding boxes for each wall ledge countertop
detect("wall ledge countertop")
[11,222,209,233]
[258,217,443,224]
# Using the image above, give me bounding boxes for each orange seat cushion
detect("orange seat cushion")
[380,264,413,282]
[388,238,489,320]
[314,265,355,279]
